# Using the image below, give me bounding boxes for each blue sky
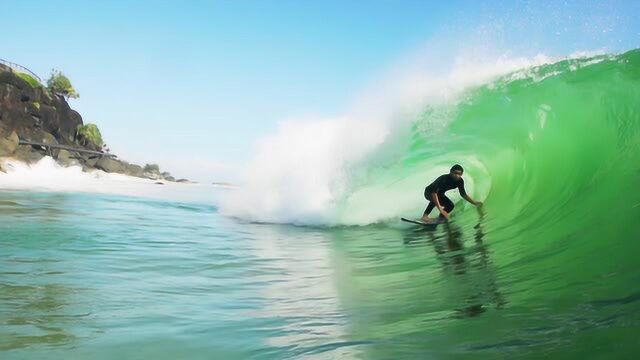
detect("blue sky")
[2,0,638,181]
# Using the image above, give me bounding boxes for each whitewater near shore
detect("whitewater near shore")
[0,156,226,205]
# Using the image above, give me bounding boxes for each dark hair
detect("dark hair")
[450,164,463,173]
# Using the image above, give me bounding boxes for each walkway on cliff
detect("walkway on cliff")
[18,139,116,158]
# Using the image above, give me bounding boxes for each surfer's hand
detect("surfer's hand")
[440,210,450,219]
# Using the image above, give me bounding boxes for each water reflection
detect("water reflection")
[241,224,359,359]
[0,258,89,351]
[0,192,96,352]
[403,208,506,318]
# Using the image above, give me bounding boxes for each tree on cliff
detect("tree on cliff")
[77,124,103,148]
[46,69,79,99]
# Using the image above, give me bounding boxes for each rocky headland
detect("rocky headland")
[0,61,179,182]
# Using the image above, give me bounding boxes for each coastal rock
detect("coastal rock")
[13,144,44,164]
[20,129,60,157]
[0,69,80,146]
[1,65,181,180]
[23,128,58,144]
[56,149,79,167]
[122,163,144,177]
[77,153,100,168]
[85,156,100,167]
[95,157,124,173]
[143,172,161,180]
[0,71,35,101]
[0,129,19,156]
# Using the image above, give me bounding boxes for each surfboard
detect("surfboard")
[401,217,446,226]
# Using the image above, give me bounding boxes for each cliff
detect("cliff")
[0,63,176,181]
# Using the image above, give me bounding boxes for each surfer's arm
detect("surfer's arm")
[462,193,483,207]
[458,182,481,206]
[431,192,445,213]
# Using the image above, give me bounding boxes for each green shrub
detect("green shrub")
[144,164,160,173]
[47,69,79,99]
[16,72,42,88]
[77,124,103,147]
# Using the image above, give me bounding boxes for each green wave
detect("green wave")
[330,49,640,356]
[340,49,640,240]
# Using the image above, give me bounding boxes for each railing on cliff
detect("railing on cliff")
[18,139,117,158]
[0,58,42,83]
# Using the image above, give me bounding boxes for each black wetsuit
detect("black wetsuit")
[423,174,467,217]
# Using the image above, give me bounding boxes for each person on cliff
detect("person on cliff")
[421,164,482,222]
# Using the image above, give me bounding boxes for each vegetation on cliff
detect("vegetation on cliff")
[77,124,103,148]
[46,69,79,99]
[16,72,41,88]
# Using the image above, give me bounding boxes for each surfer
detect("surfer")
[422,164,482,221]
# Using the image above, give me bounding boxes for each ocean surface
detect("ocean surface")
[1,50,640,359]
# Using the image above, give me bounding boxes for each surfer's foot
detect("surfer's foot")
[421,215,430,222]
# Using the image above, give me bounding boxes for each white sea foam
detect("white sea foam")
[0,157,219,204]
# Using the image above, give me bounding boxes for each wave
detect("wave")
[221,49,640,227]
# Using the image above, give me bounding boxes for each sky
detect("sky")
[1,0,638,182]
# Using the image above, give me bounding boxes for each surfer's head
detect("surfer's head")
[450,164,463,180]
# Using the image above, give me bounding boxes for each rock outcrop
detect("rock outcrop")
[0,125,19,156]
[0,68,82,150]
[0,63,181,182]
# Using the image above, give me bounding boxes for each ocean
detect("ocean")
[1,50,639,359]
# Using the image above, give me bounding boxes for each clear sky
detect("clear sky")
[2,0,638,182]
